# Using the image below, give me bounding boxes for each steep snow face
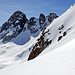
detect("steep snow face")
[28,5,75,60]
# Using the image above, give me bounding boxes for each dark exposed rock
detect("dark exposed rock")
[28,30,52,61]
[28,47,41,60]
[58,25,64,30]
[8,11,27,28]
[0,22,10,32]
[48,33,50,35]
[59,31,61,33]
[28,17,36,26]
[48,13,58,22]
[63,32,67,36]
[27,17,38,33]
[39,13,45,25]
[58,36,62,41]
[0,11,28,42]
[2,32,18,42]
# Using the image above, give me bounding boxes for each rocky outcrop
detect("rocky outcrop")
[58,36,62,41]
[0,11,28,42]
[28,17,36,26]
[27,17,39,34]
[48,13,58,22]
[0,22,9,32]
[39,13,45,25]
[28,30,52,60]
[63,32,66,36]
[8,11,27,29]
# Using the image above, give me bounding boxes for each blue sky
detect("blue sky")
[0,0,75,25]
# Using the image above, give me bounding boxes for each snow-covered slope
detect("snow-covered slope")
[41,4,75,52]
[0,37,75,75]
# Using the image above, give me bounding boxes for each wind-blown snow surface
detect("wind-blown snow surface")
[0,38,75,75]
[0,4,75,75]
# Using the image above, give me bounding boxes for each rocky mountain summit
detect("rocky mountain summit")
[0,11,58,44]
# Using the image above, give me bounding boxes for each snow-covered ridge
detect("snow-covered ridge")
[70,3,75,8]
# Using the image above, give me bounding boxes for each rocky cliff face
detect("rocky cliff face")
[47,13,58,22]
[28,30,52,60]
[0,11,58,43]
[28,13,58,60]
[0,11,28,42]
[8,11,27,28]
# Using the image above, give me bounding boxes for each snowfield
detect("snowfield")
[0,38,75,75]
[0,4,75,75]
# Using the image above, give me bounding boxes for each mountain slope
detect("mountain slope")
[0,12,58,45]
[0,37,75,75]
[28,4,75,60]
[0,4,75,72]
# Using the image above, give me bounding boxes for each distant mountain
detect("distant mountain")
[0,11,58,45]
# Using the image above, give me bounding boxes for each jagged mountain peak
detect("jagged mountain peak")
[8,11,28,27]
[0,11,58,45]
